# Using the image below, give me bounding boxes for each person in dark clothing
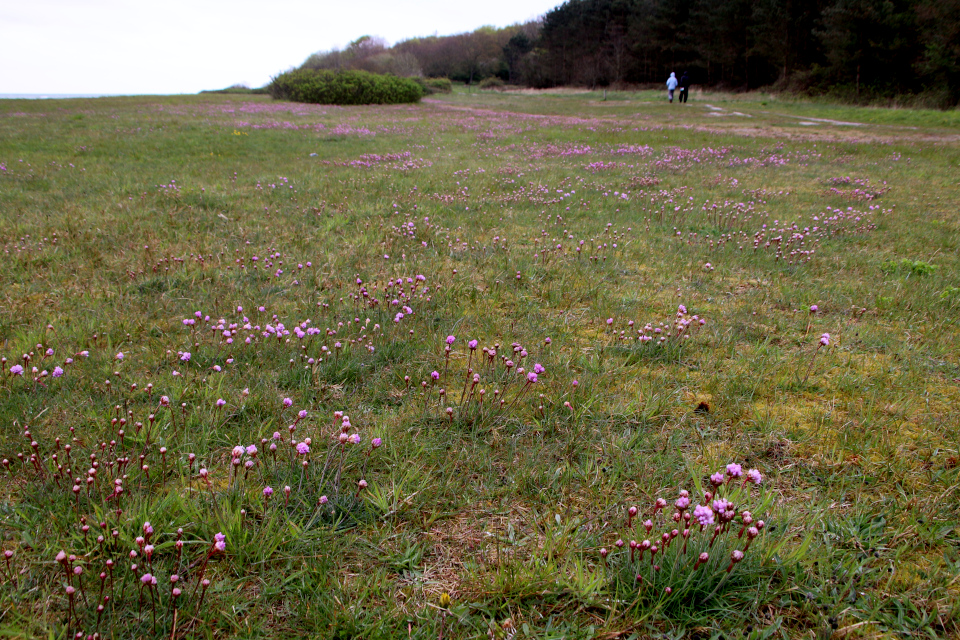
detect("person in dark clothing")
[678,72,690,103]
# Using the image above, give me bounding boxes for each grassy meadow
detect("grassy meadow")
[0,88,958,639]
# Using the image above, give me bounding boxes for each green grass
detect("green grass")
[0,89,958,638]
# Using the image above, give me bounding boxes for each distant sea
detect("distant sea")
[0,94,123,100]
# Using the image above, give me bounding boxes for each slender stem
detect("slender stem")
[800,345,821,386]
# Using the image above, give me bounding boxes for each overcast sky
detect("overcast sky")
[1,0,557,95]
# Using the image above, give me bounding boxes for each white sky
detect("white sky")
[1,0,556,95]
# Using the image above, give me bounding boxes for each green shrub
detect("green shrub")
[426,78,452,94]
[268,69,424,105]
[880,258,937,277]
[478,77,506,91]
[412,77,453,94]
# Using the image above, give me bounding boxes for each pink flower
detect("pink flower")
[372,437,382,448]
[710,472,724,486]
[9,365,23,376]
[296,442,309,455]
[468,340,478,350]
[819,333,830,347]
[263,486,273,497]
[116,352,124,360]
[445,335,456,345]
[693,505,715,526]
[712,498,732,513]
[282,398,293,408]
[726,463,743,478]
[746,469,762,485]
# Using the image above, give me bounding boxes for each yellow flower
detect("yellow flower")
[439,592,451,607]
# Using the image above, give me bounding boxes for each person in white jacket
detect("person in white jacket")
[666,72,678,103]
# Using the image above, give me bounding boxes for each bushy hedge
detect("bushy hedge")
[478,77,506,91]
[413,77,453,94]
[268,69,424,105]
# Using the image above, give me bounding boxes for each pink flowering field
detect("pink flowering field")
[0,89,958,638]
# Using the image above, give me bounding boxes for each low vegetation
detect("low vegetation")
[0,88,958,638]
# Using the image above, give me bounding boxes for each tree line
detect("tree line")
[295,0,960,107]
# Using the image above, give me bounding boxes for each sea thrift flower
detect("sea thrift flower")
[372,437,382,448]
[746,469,762,485]
[296,442,309,455]
[820,333,830,346]
[213,533,226,553]
[10,365,23,376]
[52,366,64,378]
[693,505,715,527]
[282,398,293,407]
[116,352,124,360]
[726,463,743,478]
[446,335,456,345]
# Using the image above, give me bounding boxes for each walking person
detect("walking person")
[666,72,678,103]
[678,71,690,103]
